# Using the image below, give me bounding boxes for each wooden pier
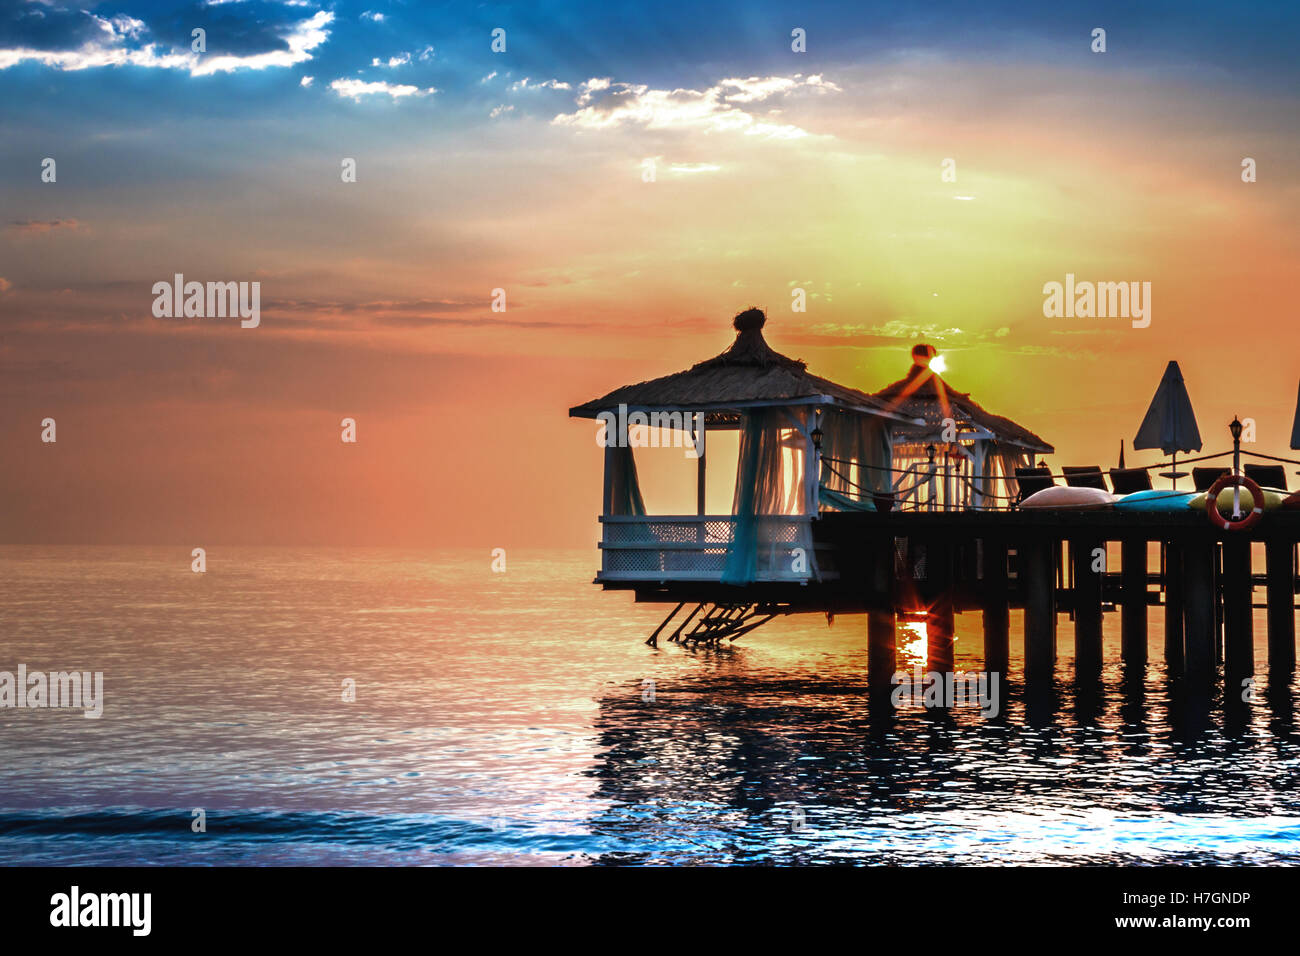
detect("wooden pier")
[819,508,1299,691]
[572,310,1300,696]
[621,508,1300,696]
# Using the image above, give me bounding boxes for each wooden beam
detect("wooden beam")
[695,420,706,517]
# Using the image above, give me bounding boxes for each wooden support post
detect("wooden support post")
[1213,543,1224,663]
[1164,540,1185,672]
[1023,537,1056,685]
[1071,537,1103,672]
[1182,538,1215,684]
[1221,536,1254,682]
[868,611,896,688]
[867,534,895,688]
[695,422,706,516]
[982,539,1010,676]
[926,540,955,674]
[1121,538,1148,665]
[1265,538,1296,671]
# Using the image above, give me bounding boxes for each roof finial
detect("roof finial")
[734,307,766,332]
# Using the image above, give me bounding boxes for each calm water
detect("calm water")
[1,546,1298,865]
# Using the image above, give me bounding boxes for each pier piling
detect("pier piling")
[926,540,956,674]
[1221,536,1254,681]
[1023,537,1056,685]
[1265,538,1296,671]
[1070,537,1103,672]
[867,535,896,687]
[1182,538,1215,683]
[868,611,896,687]
[1163,540,1185,673]
[982,538,1010,675]
[1121,538,1148,665]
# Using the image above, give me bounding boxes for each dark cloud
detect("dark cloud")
[0,0,329,61]
[144,2,313,57]
[0,2,117,51]
[8,218,80,234]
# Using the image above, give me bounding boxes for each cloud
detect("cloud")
[372,53,409,68]
[510,77,571,92]
[360,10,384,22]
[330,78,435,101]
[552,74,838,139]
[300,74,312,86]
[0,9,334,76]
[8,218,81,235]
[490,104,514,118]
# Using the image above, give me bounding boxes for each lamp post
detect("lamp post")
[1230,415,1244,519]
[1230,415,1243,473]
[810,411,823,515]
[926,443,937,512]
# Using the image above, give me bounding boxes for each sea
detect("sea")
[1,546,1298,865]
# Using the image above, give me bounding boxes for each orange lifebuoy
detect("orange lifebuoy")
[1204,473,1264,532]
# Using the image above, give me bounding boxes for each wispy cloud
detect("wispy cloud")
[8,218,82,235]
[552,74,839,139]
[510,77,571,92]
[330,78,436,101]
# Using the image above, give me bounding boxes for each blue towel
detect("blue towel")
[1114,489,1198,511]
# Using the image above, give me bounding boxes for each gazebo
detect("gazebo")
[569,308,917,586]
[871,344,1054,510]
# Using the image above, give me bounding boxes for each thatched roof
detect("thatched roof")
[873,347,1054,453]
[569,308,915,425]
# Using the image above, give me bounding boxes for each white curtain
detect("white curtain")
[723,407,819,584]
[819,410,895,508]
[994,447,1033,502]
[604,443,645,516]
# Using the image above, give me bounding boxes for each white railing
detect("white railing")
[598,515,834,583]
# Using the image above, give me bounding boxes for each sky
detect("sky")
[1,0,1299,546]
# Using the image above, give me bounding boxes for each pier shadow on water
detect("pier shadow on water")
[582,640,1300,865]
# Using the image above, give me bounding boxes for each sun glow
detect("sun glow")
[929,354,947,374]
[899,618,928,665]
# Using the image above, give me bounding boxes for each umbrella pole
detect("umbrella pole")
[1171,451,1177,491]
